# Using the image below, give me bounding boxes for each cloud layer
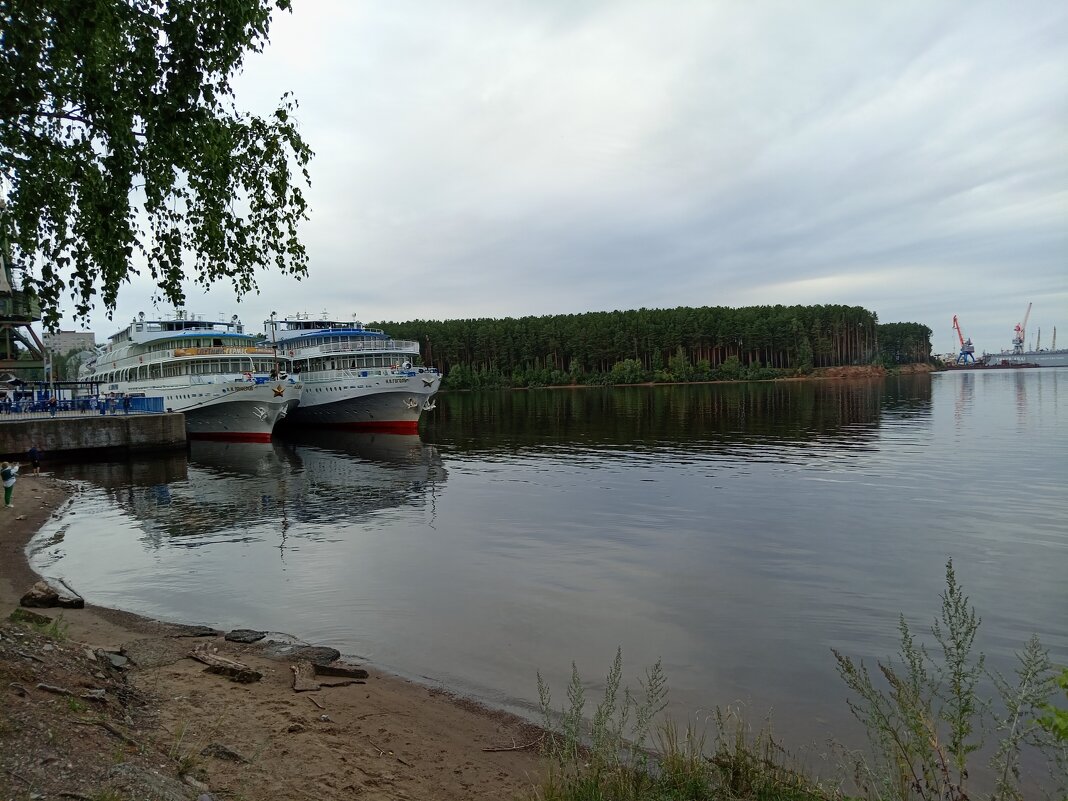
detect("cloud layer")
[72,0,1067,355]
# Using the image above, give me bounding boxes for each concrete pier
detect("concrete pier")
[0,414,187,460]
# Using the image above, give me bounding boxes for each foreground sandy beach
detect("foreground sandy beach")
[1,474,544,800]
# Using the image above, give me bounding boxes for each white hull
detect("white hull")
[116,378,302,441]
[283,371,440,432]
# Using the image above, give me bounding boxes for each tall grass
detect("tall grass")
[532,649,834,801]
[531,560,1066,801]
[834,560,1065,801]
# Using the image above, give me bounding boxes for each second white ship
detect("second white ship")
[268,313,441,433]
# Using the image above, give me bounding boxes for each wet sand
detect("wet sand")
[1,474,544,800]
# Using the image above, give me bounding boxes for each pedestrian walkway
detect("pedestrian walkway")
[0,408,156,422]
[0,398,165,422]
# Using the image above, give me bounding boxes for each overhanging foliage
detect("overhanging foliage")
[0,0,312,328]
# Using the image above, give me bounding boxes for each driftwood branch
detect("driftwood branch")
[481,734,545,753]
[189,642,245,669]
[36,684,106,705]
[3,767,31,785]
[72,718,142,748]
[189,642,262,683]
[36,682,75,697]
[97,719,141,747]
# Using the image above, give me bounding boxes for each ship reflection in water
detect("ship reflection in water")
[50,433,447,549]
[30,374,1066,773]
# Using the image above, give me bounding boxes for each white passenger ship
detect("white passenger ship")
[81,313,302,441]
[268,313,440,433]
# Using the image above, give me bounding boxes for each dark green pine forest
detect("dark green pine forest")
[372,305,932,390]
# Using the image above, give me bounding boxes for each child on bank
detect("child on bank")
[1,461,19,508]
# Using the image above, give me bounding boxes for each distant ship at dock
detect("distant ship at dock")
[981,349,1068,368]
[979,303,1068,367]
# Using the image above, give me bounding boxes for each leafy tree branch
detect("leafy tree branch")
[0,0,313,328]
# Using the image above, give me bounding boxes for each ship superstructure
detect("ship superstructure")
[81,313,302,441]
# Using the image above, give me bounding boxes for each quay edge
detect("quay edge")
[0,413,187,461]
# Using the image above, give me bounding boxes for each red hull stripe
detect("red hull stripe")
[188,432,273,443]
[311,420,420,434]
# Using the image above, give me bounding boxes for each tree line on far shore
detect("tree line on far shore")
[374,304,933,390]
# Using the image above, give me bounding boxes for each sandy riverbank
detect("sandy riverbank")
[1,474,544,800]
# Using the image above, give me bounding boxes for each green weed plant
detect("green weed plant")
[531,560,1066,801]
[834,560,1065,801]
[533,649,832,801]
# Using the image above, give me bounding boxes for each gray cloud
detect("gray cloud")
[69,0,1067,356]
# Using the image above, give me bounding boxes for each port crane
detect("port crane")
[1012,302,1032,355]
[952,315,976,364]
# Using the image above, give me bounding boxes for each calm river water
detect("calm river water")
[32,369,1067,752]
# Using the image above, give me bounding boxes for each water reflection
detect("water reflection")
[274,431,446,525]
[426,379,931,457]
[954,371,974,428]
[1015,371,1028,422]
[52,451,188,488]
[51,433,446,546]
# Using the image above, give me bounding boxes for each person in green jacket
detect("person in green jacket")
[1,461,18,507]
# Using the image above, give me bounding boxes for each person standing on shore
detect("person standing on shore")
[28,445,41,475]
[1,461,18,508]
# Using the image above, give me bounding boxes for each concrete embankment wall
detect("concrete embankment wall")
[0,414,187,460]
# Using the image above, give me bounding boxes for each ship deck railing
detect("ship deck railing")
[290,339,420,356]
[300,366,439,381]
[89,348,290,373]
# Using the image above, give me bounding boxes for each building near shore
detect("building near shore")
[43,330,96,354]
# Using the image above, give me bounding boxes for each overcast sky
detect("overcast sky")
[61,0,1067,356]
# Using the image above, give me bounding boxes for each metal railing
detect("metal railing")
[308,339,420,356]
[87,348,281,379]
[0,396,166,420]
